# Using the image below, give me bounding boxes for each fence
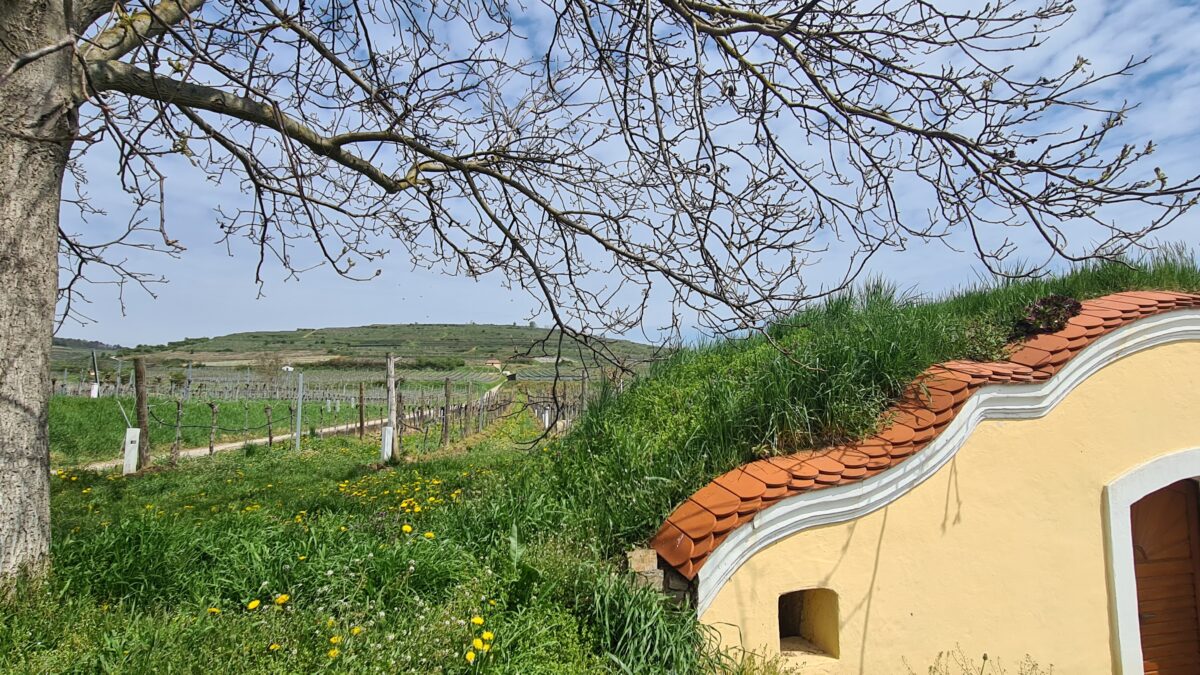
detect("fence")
[94,356,515,473]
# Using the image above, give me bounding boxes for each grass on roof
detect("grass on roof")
[533,247,1200,552]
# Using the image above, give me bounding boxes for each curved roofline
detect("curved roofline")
[646,291,1200,614]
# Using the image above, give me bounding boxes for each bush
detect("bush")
[1010,294,1082,338]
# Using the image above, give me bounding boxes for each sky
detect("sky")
[59,0,1200,348]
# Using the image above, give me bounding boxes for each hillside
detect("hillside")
[121,323,659,366]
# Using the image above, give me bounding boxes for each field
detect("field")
[4,411,753,674]
[111,323,659,369]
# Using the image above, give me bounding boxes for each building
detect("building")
[651,290,1200,673]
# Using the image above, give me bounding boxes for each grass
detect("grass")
[9,409,758,674]
[49,396,392,466]
[21,253,1196,672]
[536,250,1200,554]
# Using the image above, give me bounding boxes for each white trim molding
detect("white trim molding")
[695,308,1200,617]
[1103,448,1200,674]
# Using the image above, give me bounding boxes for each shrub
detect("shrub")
[1010,294,1082,338]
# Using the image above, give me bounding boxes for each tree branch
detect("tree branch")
[79,0,206,62]
[86,59,423,193]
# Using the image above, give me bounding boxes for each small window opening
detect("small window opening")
[778,588,839,657]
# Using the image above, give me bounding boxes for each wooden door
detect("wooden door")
[1133,479,1200,675]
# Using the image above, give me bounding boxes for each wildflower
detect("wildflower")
[481,643,491,652]
[423,531,435,540]
[274,594,290,606]
[351,626,363,636]
[401,524,413,534]
[465,651,476,664]
[268,643,282,652]
[247,599,261,610]
[81,488,92,494]
[298,555,307,561]
[330,635,343,645]
[473,638,484,650]
[482,631,494,641]
[470,615,484,626]
[327,617,336,628]
[207,607,221,615]
[327,648,340,659]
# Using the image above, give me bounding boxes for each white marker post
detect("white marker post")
[122,428,141,475]
[380,424,394,464]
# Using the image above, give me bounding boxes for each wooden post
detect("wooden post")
[441,377,451,446]
[358,382,365,439]
[134,358,150,470]
[208,402,219,455]
[294,372,304,451]
[171,399,183,466]
[384,353,397,462]
[396,380,404,457]
[266,406,274,447]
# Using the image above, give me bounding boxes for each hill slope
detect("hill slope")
[123,323,659,366]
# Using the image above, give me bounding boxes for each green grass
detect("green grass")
[7,410,749,674]
[117,323,658,366]
[537,250,1200,554]
[49,396,392,466]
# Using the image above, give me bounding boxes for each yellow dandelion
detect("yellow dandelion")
[329,635,342,645]
[465,651,476,664]
[247,599,261,610]
[401,524,413,534]
[207,607,221,615]
[297,555,307,561]
[473,638,484,650]
[327,648,340,659]
[326,617,336,628]
[482,631,494,641]
[481,643,491,652]
[470,615,484,626]
[274,594,290,605]
[351,626,363,636]
[268,643,282,651]
[423,531,435,539]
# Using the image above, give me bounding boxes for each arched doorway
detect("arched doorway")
[1131,480,1200,674]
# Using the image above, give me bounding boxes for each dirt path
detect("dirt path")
[76,382,506,473]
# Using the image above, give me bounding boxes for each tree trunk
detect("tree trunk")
[0,1,75,585]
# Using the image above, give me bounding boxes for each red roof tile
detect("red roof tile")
[651,291,1200,579]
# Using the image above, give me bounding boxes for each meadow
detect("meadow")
[4,411,746,674]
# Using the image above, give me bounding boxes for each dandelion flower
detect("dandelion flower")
[207,607,221,615]
[473,638,484,650]
[330,635,342,645]
[247,599,261,610]
[482,631,494,641]
[401,524,413,534]
[327,648,340,659]
[351,626,363,636]
[423,531,435,539]
[481,643,491,652]
[470,615,484,626]
[327,617,336,628]
[297,555,307,561]
[274,594,290,606]
[465,651,476,664]
[268,643,282,652]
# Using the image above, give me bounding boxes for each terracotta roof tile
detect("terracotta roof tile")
[668,500,718,540]
[651,291,1200,578]
[714,469,767,501]
[690,482,742,517]
[742,460,791,488]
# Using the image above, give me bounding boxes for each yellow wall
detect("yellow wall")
[701,341,1200,674]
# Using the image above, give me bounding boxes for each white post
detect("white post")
[385,353,397,462]
[122,428,141,475]
[380,424,394,464]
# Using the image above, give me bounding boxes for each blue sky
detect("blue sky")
[60,0,1200,348]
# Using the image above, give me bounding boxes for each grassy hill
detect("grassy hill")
[120,323,659,367]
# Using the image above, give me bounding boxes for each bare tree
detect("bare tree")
[2,0,1198,583]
